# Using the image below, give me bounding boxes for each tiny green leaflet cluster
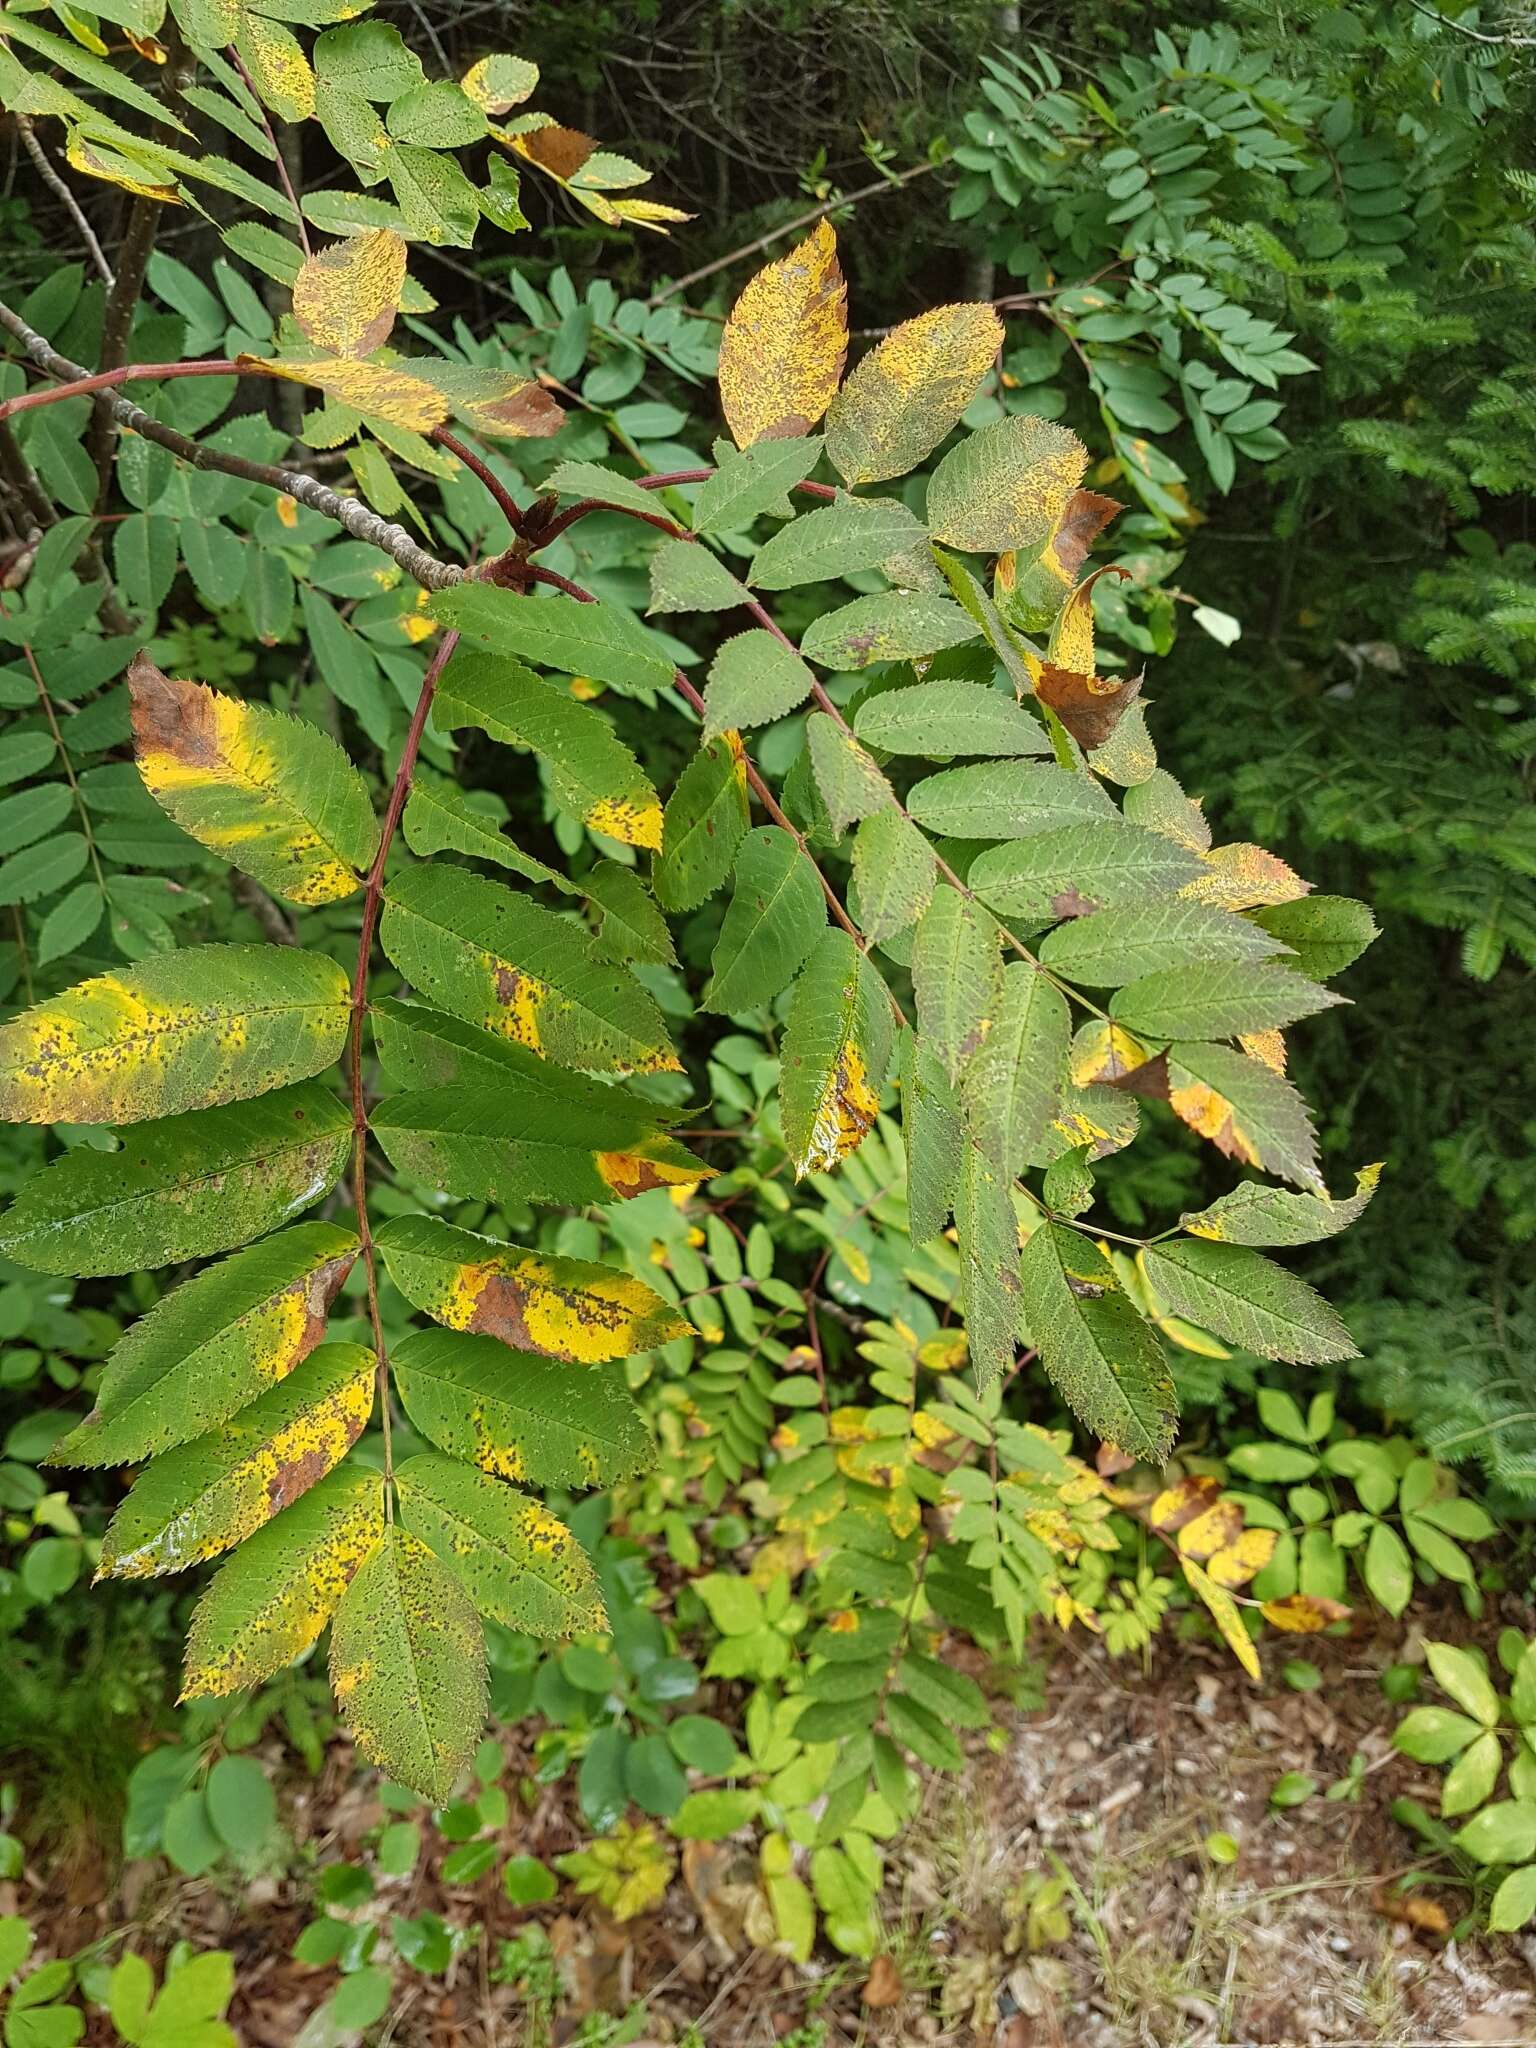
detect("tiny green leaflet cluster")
[0,1915,236,2048]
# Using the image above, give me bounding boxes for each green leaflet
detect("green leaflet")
[969,823,1207,922]
[804,713,893,836]
[182,1466,383,1700]
[701,630,815,738]
[1110,962,1346,1041]
[431,651,663,852]
[801,594,978,671]
[927,414,1087,554]
[690,434,825,536]
[1180,1163,1382,1247]
[0,945,350,1126]
[935,545,1062,708]
[780,930,894,1178]
[1038,902,1283,987]
[1251,895,1379,982]
[702,827,826,1013]
[428,584,676,699]
[898,1031,962,1244]
[370,998,673,1123]
[854,680,1051,757]
[962,961,1069,1174]
[1122,767,1212,852]
[954,1135,1022,1388]
[128,657,378,906]
[849,809,936,943]
[53,1222,359,1468]
[370,1088,706,1208]
[546,459,663,521]
[1166,1041,1323,1191]
[401,772,567,889]
[375,1213,689,1365]
[907,761,1116,840]
[379,863,681,1075]
[330,1523,487,1805]
[391,1327,654,1489]
[911,887,1002,1081]
[1019,1224,1176,1462]
[96,1343,376,1581]
[647,537,751,615]
[583,863,677,967]
[748,494,925,591]
[396,1452,606,1637]
[0,1082,351,1278]
[653,733,750,911]
[1141,1239,1360,1364]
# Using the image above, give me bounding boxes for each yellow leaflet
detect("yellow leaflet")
[249,356,447,433]
[236,12,314,122]
[423,1249,687,1365]
[181,1470,383,1699]
[1150,1473,1221,1531]
[1260,1592,1352,1632]
[1069,1020,1151,1088]
[586,794,664,851]
[799,1042,880,1178]
[1168,1073,1261,1170]
[66,130,181,202]
[1049,579,1097,678]
[1239,1028,1287,1074]
[826,302,1002,485]
[1176,1499,1243,1560]
[1183,1559,1261,1682]
[1182,842,1311,912]
[292,230,407,357]
[1204,1526,1277,1589]
[718,220,848,449]
[595,1139,715,1200]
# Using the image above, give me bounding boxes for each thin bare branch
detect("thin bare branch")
[15,116,114,287]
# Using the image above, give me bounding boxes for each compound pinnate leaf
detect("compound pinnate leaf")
[1141,1239,1359,1364]
[433,651,662,850]
[54,1222,358,1468]
[927,415,1088,555]
[376,1213,689,1364]
[182,1465,383,1699]
[781,930,893,1178]
[380,863,681,1075]
[1110,963,1345,1042]
[653,733,750,911]
[391,1327,653,1489]
[330,1523,486,1806]
[0,946,350,1126]
[718,220,847,448]
[1180,1163,1382,1246]
[1019,1223,1175,1462]
[906,760,1115,839]
[702,630,815,738]
[0,1082,351,1277]
[853,680,1048,757]
[129,657,378,905]
[291,229,405,355]
[802,594,979,671]
[703,827,825,1014]
[1038,902,1283,988]
[429,584,676,699]
[97,1342,375,1580]
[370,1088,707,1209]
[396,1452,605,1637]
[826,302,1003,485]
[1166,1041,1322,1190]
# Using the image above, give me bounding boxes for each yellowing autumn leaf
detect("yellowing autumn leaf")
[1183,1558,1261,1681]
[1260,1592,1352,1632]
[718,220,848,449]
[462,54,540,114]
[1183,842,1312,912]
[825,302,1003,485]
[1204,1526,1278,1589]
[292,231,406,357]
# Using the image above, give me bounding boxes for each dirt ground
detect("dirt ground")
[13,1604,1536,2048]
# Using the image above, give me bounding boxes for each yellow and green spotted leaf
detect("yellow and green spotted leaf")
[653,733,750,913]
[780,930,894,1179]
[96,1342,375,1581]
[0,945,350,1126]
[717,219,847,449]
[0,1082,352,1278]
[1179,1163,1381,1247]
[825,302,1003,485]
[396,1452,606,1636]
[129,657,378,906]
[291,229,406,357]
[391,1327,654,1489]
[181,1465,383,1700]
[927,414,1088,556]
[330,1523,487,1805]
[53,1222,358,1468]
[432,651,664,850]
[379,862,681,1075]
[376,1214,689,1364]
